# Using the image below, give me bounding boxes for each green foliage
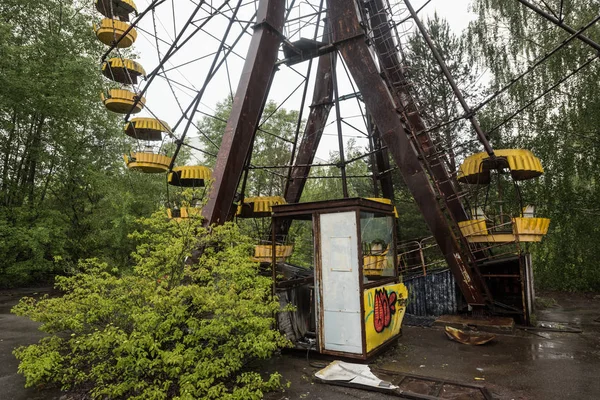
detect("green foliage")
[13,209,289,399]
[0,0,167,287]
[0,207,66,286]
[301,139,374,202]
[198,97,299,197]
[469,0,600,290]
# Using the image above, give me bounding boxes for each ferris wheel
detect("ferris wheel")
[91,0,599,320]
[91,0,424,217]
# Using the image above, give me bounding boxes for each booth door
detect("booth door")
[318,212,362,354]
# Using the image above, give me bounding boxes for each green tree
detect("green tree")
[13,206,289,399]
[197,97,299,197]
[405,13,484,171]
[468,0,600,290]
[0,0,167,286]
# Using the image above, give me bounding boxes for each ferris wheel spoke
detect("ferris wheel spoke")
[168,0,246,169]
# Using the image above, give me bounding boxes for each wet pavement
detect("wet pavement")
[0,288,62,400]
[2,289,599,399]
[266,292,600,399]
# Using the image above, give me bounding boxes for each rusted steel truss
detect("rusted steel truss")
[202,0,285,226]
[326,0,486,305]
[284,20,335,205]
[203,0,488,305]
[370,117,395,201]
[363,0,469,225]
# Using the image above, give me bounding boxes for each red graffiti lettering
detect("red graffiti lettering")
[373,288,397,333]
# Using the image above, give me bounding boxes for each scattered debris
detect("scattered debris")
[315,362,495,399]
[445,326,496,345]
[517,321,582,333]
[315,361,396,390]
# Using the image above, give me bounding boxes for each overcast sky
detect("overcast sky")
[125,0,476,164]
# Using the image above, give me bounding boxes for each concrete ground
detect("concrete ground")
[2,289,599,399]
[0,288,61,400]
[265,291,600,400]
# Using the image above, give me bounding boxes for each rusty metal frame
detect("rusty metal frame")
[202,0,285,226]
[326,0,486,305]
[284,22,335,205]
[370,116,395,201]
[362,0,470,225]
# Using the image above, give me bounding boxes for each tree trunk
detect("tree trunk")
[1,110,18,205]
[25,115,45,204]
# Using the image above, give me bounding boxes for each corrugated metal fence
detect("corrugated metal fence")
[403,269,458,316]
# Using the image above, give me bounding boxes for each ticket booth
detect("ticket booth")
[271,198,408,360]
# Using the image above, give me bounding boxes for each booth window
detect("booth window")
[360,211,395,281]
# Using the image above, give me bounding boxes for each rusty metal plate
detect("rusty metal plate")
[444,326,496,345]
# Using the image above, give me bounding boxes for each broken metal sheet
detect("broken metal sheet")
[315,360,397,390]
[445,326,496,345]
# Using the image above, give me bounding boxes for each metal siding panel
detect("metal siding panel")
[319,212,362,354]
[403,269,458,317]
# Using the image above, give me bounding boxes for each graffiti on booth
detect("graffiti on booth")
[373,288,397,333]
[364,283,408,353]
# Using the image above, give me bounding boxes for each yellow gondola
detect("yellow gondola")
[102,58,146,84]
[168,166,212,187]
[236,196,287,218]
[94,18,137,48]
[166,207,202,220]
[101,89,145,114]
[457,149,543,184]
[252,244,294,263]
[457,149,550,243]
[124,118,171,141]
[236,196,292,263]
[166,167,211,220]
[123,152,171,173]
[458,217,550,243]
[95,0,137,20]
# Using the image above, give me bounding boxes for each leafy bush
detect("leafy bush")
[0,207,67,287]
[12,209,289,399]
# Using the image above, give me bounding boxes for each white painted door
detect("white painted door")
[318,212,362,354]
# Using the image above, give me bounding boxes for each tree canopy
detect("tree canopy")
[0,0,166,287]
[468,0,600,290]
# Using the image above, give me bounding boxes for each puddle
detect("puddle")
[527,341,575,360]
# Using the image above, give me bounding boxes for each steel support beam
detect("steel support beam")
[202,0,285,226]
[327,0,486,305]
[284,22,335,204]
[363,0,469,224]
[370,116,395,200]
[404,0,495,157]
